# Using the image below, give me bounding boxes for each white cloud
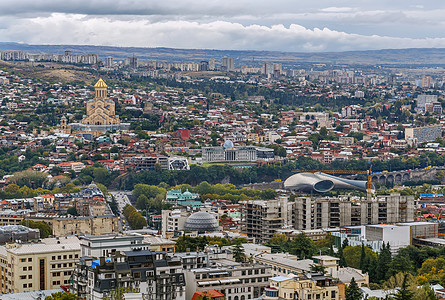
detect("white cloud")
[0,1,444,51]
[1,14,445,52]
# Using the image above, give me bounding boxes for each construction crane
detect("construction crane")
[292,164,373,195]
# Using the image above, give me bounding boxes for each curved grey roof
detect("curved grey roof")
[284,172,370,193]
[184,211,219,232]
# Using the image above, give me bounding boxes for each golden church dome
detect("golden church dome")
[94,78,107,88]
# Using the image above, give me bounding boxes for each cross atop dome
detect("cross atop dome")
[94,78,107,98]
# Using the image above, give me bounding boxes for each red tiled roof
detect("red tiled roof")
[191,290,225,300]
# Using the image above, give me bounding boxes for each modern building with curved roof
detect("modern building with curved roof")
[284,172,370,193]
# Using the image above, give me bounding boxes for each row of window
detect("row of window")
[53,271,72,277]
[52,280,70,286]
[51,263,73,269]
[51,254,78,260]
[22,283,32,289]
[19,258,32,263]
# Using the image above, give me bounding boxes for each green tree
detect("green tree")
[392,273,414,300]
[343,245,377,269]
[413,285,439,300]
[266,233,288,253]
[360,243,366,270]
[67,207,78,216]
[136,195,149,210]
[376,243,392,282]
[288,233,317,259]
[388,255,415,277]
[45,292,82,300]
[20,220,52,238]
[232,243,246,263]
[345,277,362,300]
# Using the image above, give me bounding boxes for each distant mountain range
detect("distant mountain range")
[1,42,445,66]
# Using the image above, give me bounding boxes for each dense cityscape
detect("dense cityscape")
[0,44,442,300]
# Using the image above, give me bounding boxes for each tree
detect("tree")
[392,273,414,300]
[418,257,445,284]
[266,233,289,253]
[288,233,317,259]
[20,220,52,238]
[338,239,349,268]
[310,264,326,273]
[136,195,149,210]
[360,243,366,270]
[345,277,362,300]
[383,272,415,289]
[67,207,78,216]
[232,243,246,263]
[343,245,377,269]
[413,285,439,300]
[376,243,392,282]
[45,292,82,300]
[10,170,48,188]
[388,255,415,277]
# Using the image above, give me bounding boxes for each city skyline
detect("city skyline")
[1,1,445,52]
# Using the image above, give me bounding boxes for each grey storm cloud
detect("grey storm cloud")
[1,0,445,52]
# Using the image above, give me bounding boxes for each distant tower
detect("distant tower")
[209,58,215,71]
[222,58,235,71]
[105,57,113,67]
[60,116,70,134]
[94,78,107,98]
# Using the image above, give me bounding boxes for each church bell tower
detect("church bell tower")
[94,78,107,98]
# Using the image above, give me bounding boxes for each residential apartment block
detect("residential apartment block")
[184,261,272,300]
[0,236,80,294]
[70,250,186,300]
[293,193,415,230]
[241,197,294,244]
[405,125,442,144]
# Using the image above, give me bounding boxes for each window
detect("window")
[28,275,32,279]
[57,256,61,260]
[20,275,26,280]
[75,254,79,258]
[28,266,32,271]
[28,258,32,262]
[20,258,26,263]
[52,256,56,260]
[63,255,67,259]
[23,284,27,288]
[23,267,27,271]
[28,283,32,288]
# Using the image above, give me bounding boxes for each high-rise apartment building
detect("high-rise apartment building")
[241,197,294,244]
[105,56,113,67]
[221,58,235,72]
[209,58,215,70]
[293,193,415,230]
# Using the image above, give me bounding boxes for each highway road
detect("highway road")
[109,191,133,231]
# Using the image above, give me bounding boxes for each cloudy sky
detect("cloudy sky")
[1,0,445,52]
